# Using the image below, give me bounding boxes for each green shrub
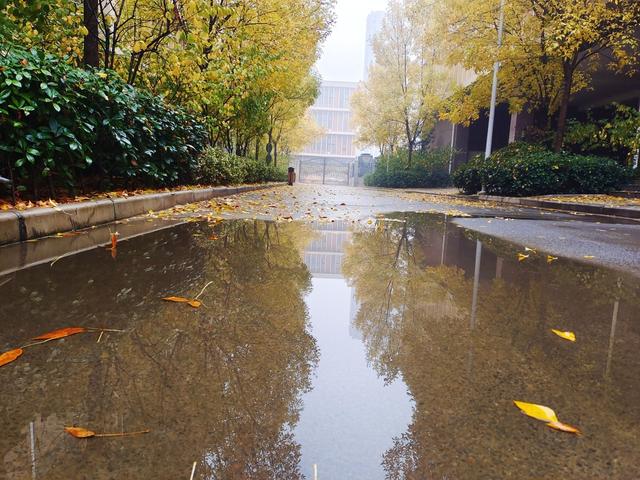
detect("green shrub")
[194,147,286,185]
[452,158,482,194]
[243,158,287,183]
[365,149,451,188]
[194,148,247,185]
[0,43,207,194]
[452,142,630,196]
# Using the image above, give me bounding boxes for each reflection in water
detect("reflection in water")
[0,220,317,479]
[343,213,640,479]
[296,221,413,480]
[2,213,640,479]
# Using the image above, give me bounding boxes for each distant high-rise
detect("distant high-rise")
[363,11,385,80]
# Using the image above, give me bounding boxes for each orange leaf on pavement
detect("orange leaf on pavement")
[33,327,87,341]
[0,348,23,367]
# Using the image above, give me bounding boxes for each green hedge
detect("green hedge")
[364,149,451,188]
[194,147,287,185]
[452,142,630,196]
[0,44,207,194]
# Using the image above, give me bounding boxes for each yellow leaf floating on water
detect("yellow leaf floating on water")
[518,253,529,262]
[65,427,96,438]
[162,296,202,308]
[513,401,558,423]
[547,255,558,263]
[546,421,582,435]
[525,247,537,253]
[551,329,576,342]
[514,401,581,435]
[0,348,23,367]
[584,255,595,259]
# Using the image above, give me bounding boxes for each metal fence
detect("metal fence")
[296,158,352,186]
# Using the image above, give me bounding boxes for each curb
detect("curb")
[476,194,640,220]
[0,183,280,246]
[403,189,640,221]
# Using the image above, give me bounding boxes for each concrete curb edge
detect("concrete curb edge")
[404,189,640,221]
[0,183,281,246]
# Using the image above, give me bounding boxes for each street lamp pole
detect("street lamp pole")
[484,0,506,161]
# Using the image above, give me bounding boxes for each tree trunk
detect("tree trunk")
[554,61,575,153]
[407,142,413,168]
[273,142,278,167]
[83,0,100,68]
[255,139,260,161]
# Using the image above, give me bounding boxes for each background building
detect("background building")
[363,11,385,80]
[291,81,358,185]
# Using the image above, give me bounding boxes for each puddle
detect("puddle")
[0,213,639,479]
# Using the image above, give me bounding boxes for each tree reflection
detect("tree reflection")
[0,220,317,479]
[343,213,640,479]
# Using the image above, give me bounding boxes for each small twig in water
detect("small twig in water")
[194,281,214,300]
[93,430,150,438]
[87,327,125,333]
[190,462,197,480]
[20,338,56,349]
[97,331,104,343]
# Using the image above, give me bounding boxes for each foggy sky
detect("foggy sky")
[316,0,389,83]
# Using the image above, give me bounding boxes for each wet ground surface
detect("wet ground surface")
[1,185,640,479]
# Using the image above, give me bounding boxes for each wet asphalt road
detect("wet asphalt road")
[227,184,640,275]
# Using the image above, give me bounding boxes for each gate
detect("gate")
[297,158,352,186]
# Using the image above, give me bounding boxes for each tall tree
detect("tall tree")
[83,0,100,67]
[354,0,451,167]
[432,0,640,151]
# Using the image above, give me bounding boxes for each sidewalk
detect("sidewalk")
[0,183,280,245]
[405,188,640,221]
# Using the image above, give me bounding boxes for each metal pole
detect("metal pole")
[470,240,482,329]
[484,0,506,161]
[448,124,456,175]
[322,159,327,185]
[605,300,620,379]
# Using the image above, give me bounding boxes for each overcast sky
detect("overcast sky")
[315,0,389,83]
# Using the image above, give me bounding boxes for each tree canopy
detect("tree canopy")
[0,0,334,158]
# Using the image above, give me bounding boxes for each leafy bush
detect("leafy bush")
[194,147,286,185]
[565,104,640,164]
[0,44,207,195]
[451,158,482,194]
[364,149,451,188]
[452,142,631,196]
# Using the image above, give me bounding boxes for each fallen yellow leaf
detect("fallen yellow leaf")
[518,253,529,262]
[546,421,582,435]
[525,247,536,253]
[551,329,576,342]
[547,255,558,263]
[514,401,581,435]
[514,400,558,423]
[0,348,23,367]
[584,255,595,259]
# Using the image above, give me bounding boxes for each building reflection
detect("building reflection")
[302,220,363,341]
[303,220,352,278]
